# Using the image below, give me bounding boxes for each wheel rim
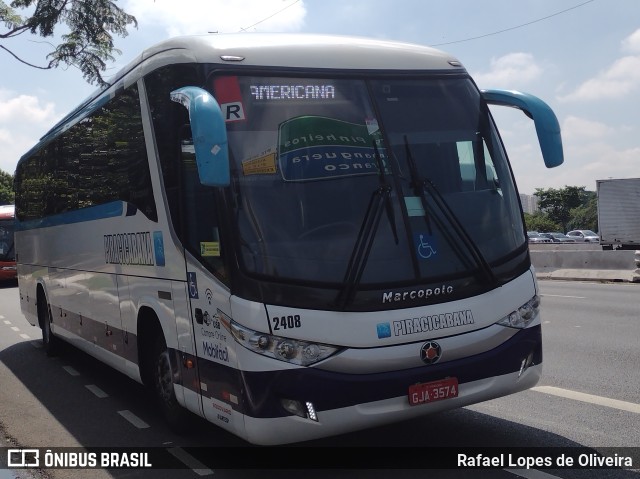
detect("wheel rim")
[156,350,173,403]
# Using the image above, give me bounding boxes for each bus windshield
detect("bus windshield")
[209,75,526,296]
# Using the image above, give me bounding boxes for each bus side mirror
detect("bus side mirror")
[170,86,231,187]
[481,89,564,169]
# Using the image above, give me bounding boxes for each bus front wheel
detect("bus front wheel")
[150,334,191,433]
[38,293,58,357]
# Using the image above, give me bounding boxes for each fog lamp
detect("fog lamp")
[280,399,319,421]
[281,398,306,418]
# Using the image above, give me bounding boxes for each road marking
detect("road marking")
[533,386,640,414]
[3,320,10,324]
[19,334,30,340]
[117,410,150,429]
[167,447,213,476]
[10,326,19,332]
[85,384,108,398]
[62,366,80,376]
[540,294,586,299]
[506,469,563,478]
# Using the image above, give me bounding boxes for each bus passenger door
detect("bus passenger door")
[184,261,239,435]
[170,276,205,418]
[147,75,236,429]
[177,132,238,434]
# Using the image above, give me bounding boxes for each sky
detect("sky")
[1,0,639,195]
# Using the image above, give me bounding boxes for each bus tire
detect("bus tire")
[38,292,59,357]
[150,333,192,433]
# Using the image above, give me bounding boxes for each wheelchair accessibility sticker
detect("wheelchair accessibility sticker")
[414,232,437,260]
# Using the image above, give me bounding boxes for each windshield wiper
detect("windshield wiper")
[336,142,398,309]
[404,136,497,285]
[375,142,399,245]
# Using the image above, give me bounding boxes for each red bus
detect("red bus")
[0,204,16,281]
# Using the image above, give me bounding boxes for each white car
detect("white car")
[566,230,599,243]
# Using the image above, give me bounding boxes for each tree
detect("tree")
[534,186,590,233]
[523,212,559,232]
[0,0,137,86]
[569,194,598,232]
[0,169,14,204]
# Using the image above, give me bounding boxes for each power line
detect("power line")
[430,0,596,47]
[239,0,301,32]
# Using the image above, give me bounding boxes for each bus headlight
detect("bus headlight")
[496,295,540,329]
[230,321,342,366]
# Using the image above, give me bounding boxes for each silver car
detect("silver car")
[527,231,553,244]
[540,232,576,243]
[566,230,599,243]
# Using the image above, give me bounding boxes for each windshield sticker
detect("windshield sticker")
[200,242,220,257]
[405,196,426,217]
[365,118,379,135]
[241,151,277,176]
[213,76,246,123]
[278,116,386,182]
[415,232,437,260]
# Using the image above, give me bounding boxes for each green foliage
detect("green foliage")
[524,212,559,233]
[527,186,597,233]
[0,0,137,86]
[0,169,14,204]
[534,186,590,233]
[569,194,598,232]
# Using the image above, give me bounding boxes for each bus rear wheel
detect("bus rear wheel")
[150,334,192,433]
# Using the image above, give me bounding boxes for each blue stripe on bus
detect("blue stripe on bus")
[15,201,124,231]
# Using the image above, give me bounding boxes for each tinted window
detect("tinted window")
[15,83,156,222]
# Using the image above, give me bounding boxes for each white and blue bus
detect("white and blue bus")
[14,34,563,445]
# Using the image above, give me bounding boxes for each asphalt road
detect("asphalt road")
[0,279,638,479]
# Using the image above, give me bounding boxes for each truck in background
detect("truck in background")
[597,178,640,250]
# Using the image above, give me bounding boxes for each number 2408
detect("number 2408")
[271,315,301,330]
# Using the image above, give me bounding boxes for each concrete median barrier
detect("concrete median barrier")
[529,244,640,282]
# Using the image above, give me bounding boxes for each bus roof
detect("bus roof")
[134,33,463,72]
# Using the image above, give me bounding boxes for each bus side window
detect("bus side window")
[179,124,227,282]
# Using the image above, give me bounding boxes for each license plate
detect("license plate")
[408,377,458,406]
